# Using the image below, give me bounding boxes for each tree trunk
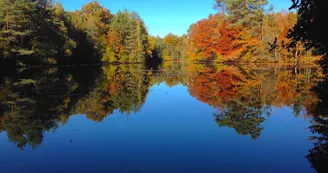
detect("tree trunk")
[261,24,264,41]
[6,9,9,30]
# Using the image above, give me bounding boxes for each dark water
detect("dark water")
[0,63,327,173]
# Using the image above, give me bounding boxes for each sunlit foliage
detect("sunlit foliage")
[186,0,321,63]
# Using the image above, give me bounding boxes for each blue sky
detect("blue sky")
[60,0,292,37]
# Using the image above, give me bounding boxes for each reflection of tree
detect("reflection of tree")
[152,61,188,87]
[0,64,154,149]
[306,77,328,173]
[188,63,320,139]
[188,64,245,107]
[102,64,151,114]
[73,81,114,123]
[215,106,265,140]
[0,63,323,150]
[0,67,102,149]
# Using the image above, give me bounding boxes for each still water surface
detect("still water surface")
[0,63,326,173]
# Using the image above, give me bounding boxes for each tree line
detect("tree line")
[145,0,327,64]
[186,0,322,63]
[1,0,326,66]
[0,0,156,66]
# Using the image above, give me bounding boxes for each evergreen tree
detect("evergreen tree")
[103,10,150,63]
[214,0,268,37]
[0,0,34,58]
[0,0,78,65]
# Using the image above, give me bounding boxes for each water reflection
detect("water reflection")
[0,62,327,172]
[306,75,328,173]
[0,66,102,149]
[74,64,152,122]
[188,63,320,139]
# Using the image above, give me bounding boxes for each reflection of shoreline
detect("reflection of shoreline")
[0,63,323,150]
[187,63,320,140]
[188,63,320,114]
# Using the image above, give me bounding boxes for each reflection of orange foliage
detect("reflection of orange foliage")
[274,73,296,106]
[108,82,120,95]
[188,64,320,118]
[188,65,245,107]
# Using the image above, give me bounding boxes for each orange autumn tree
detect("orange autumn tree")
[216,22,248,59]
[185,0,320,63]
[105,29,124,62]
[187,14,248,61]
[188,15,221,61]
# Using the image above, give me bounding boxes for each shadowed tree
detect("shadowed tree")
[306,76,328,173]
[289,0,328,69]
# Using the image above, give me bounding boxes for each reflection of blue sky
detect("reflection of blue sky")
[0,83,314,172]
[60,0,293,37]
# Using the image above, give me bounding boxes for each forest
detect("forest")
[0,0,156,66]
[0,0,327,66]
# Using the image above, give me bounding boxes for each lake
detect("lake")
[0,63,326,173]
